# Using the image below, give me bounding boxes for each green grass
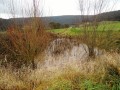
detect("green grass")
[98,21,120,31]
[49,28,81,36]
[49,21,120,36]
[48,29,66,33]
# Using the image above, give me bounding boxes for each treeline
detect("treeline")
[49,22,69,29]
[0,10,120,31]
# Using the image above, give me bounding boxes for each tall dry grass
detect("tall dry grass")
[0,52,120,90]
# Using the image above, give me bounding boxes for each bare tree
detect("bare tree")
[77,0,118,58]
[0,0,51,69]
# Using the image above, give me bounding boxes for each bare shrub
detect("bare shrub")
[0,0,52,69]
[77,0,119,57]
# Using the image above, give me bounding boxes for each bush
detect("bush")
[0,23,52,69]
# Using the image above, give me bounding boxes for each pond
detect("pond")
[37,38,103,68]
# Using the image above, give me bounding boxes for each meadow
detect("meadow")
[0,20,120,90]
[49,21,120,36]
[0,0,120,89]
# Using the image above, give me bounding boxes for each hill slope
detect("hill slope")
[0,10,120,30]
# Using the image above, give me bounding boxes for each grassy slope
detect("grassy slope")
[0,21,120,36]
[49,21,120,36]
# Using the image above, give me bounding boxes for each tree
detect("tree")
[77,0,118,58]
[0,0,51,70]
[63,24,69,28]
[49,22,56,29]
[49,22,62,29]
[56,23,61,29]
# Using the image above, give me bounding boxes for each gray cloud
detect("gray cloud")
[0,0,44,17]
[0,0,8,13]
[0,0,120,19]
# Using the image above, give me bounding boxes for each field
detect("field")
[49,21,120,36]
[0,21,120,90]
[0,0,120,89]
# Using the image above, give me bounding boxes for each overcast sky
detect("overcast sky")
[0,0,120,19]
